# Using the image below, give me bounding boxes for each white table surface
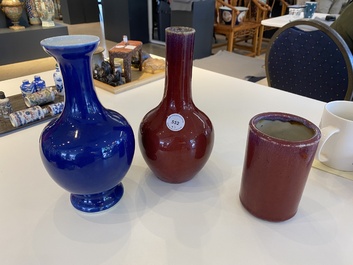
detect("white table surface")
[261,13,333,28]
[1,68,353,265]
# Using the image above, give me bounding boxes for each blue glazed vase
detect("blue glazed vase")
[39,35,135,213]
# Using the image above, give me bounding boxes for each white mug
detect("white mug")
[316,101,353,171]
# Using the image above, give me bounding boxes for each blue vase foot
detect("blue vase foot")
[70,183,124,213]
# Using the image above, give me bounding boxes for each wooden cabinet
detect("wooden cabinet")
[101,0,149,43]
[60,0,100,24]
[171,0,215,59]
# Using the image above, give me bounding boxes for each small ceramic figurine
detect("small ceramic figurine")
[0,91,13,118]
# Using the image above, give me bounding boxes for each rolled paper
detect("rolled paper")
[46,101,65,116]
[24,88,56,107]
[9,106,46,127]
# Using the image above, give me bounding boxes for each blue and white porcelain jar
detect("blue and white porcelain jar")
[20,79,36,96]
[32,75,46,92]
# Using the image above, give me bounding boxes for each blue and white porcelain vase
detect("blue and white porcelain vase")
[53,64,64,95]
[25,0,41,25]
[39,35,135,213]
[34,0,55,27]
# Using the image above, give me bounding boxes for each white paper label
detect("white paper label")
[125,45,136,50]
[166,113,185,131]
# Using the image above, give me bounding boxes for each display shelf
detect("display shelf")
[0,23,68,65]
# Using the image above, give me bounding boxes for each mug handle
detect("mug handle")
[316,126,340,162]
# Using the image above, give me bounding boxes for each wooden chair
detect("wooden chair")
[245,0,273,55]
[280,0,291,15]
[279,0,307,15]
[214,0,262,56]
[265,19,353,102]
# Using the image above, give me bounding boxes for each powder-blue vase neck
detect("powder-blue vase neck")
[41,35,103,119]
[40,35,135,213]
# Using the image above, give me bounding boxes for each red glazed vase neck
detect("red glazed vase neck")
[164,27,195,108]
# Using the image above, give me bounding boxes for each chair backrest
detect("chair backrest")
[265,19,353,102]
[215,0,242,25]
[215,0,252,24]
[279,0,290,15]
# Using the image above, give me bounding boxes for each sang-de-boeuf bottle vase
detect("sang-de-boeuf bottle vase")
[39,35,135,212]
[139,27,214,183]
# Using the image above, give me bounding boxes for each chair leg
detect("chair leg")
[227,32,235,52]
[257,26,265,56]
[250,28,259,57]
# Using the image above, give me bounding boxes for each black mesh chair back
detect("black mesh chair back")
[265,19,353,102]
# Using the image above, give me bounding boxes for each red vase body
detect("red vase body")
[139,27,214,183]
